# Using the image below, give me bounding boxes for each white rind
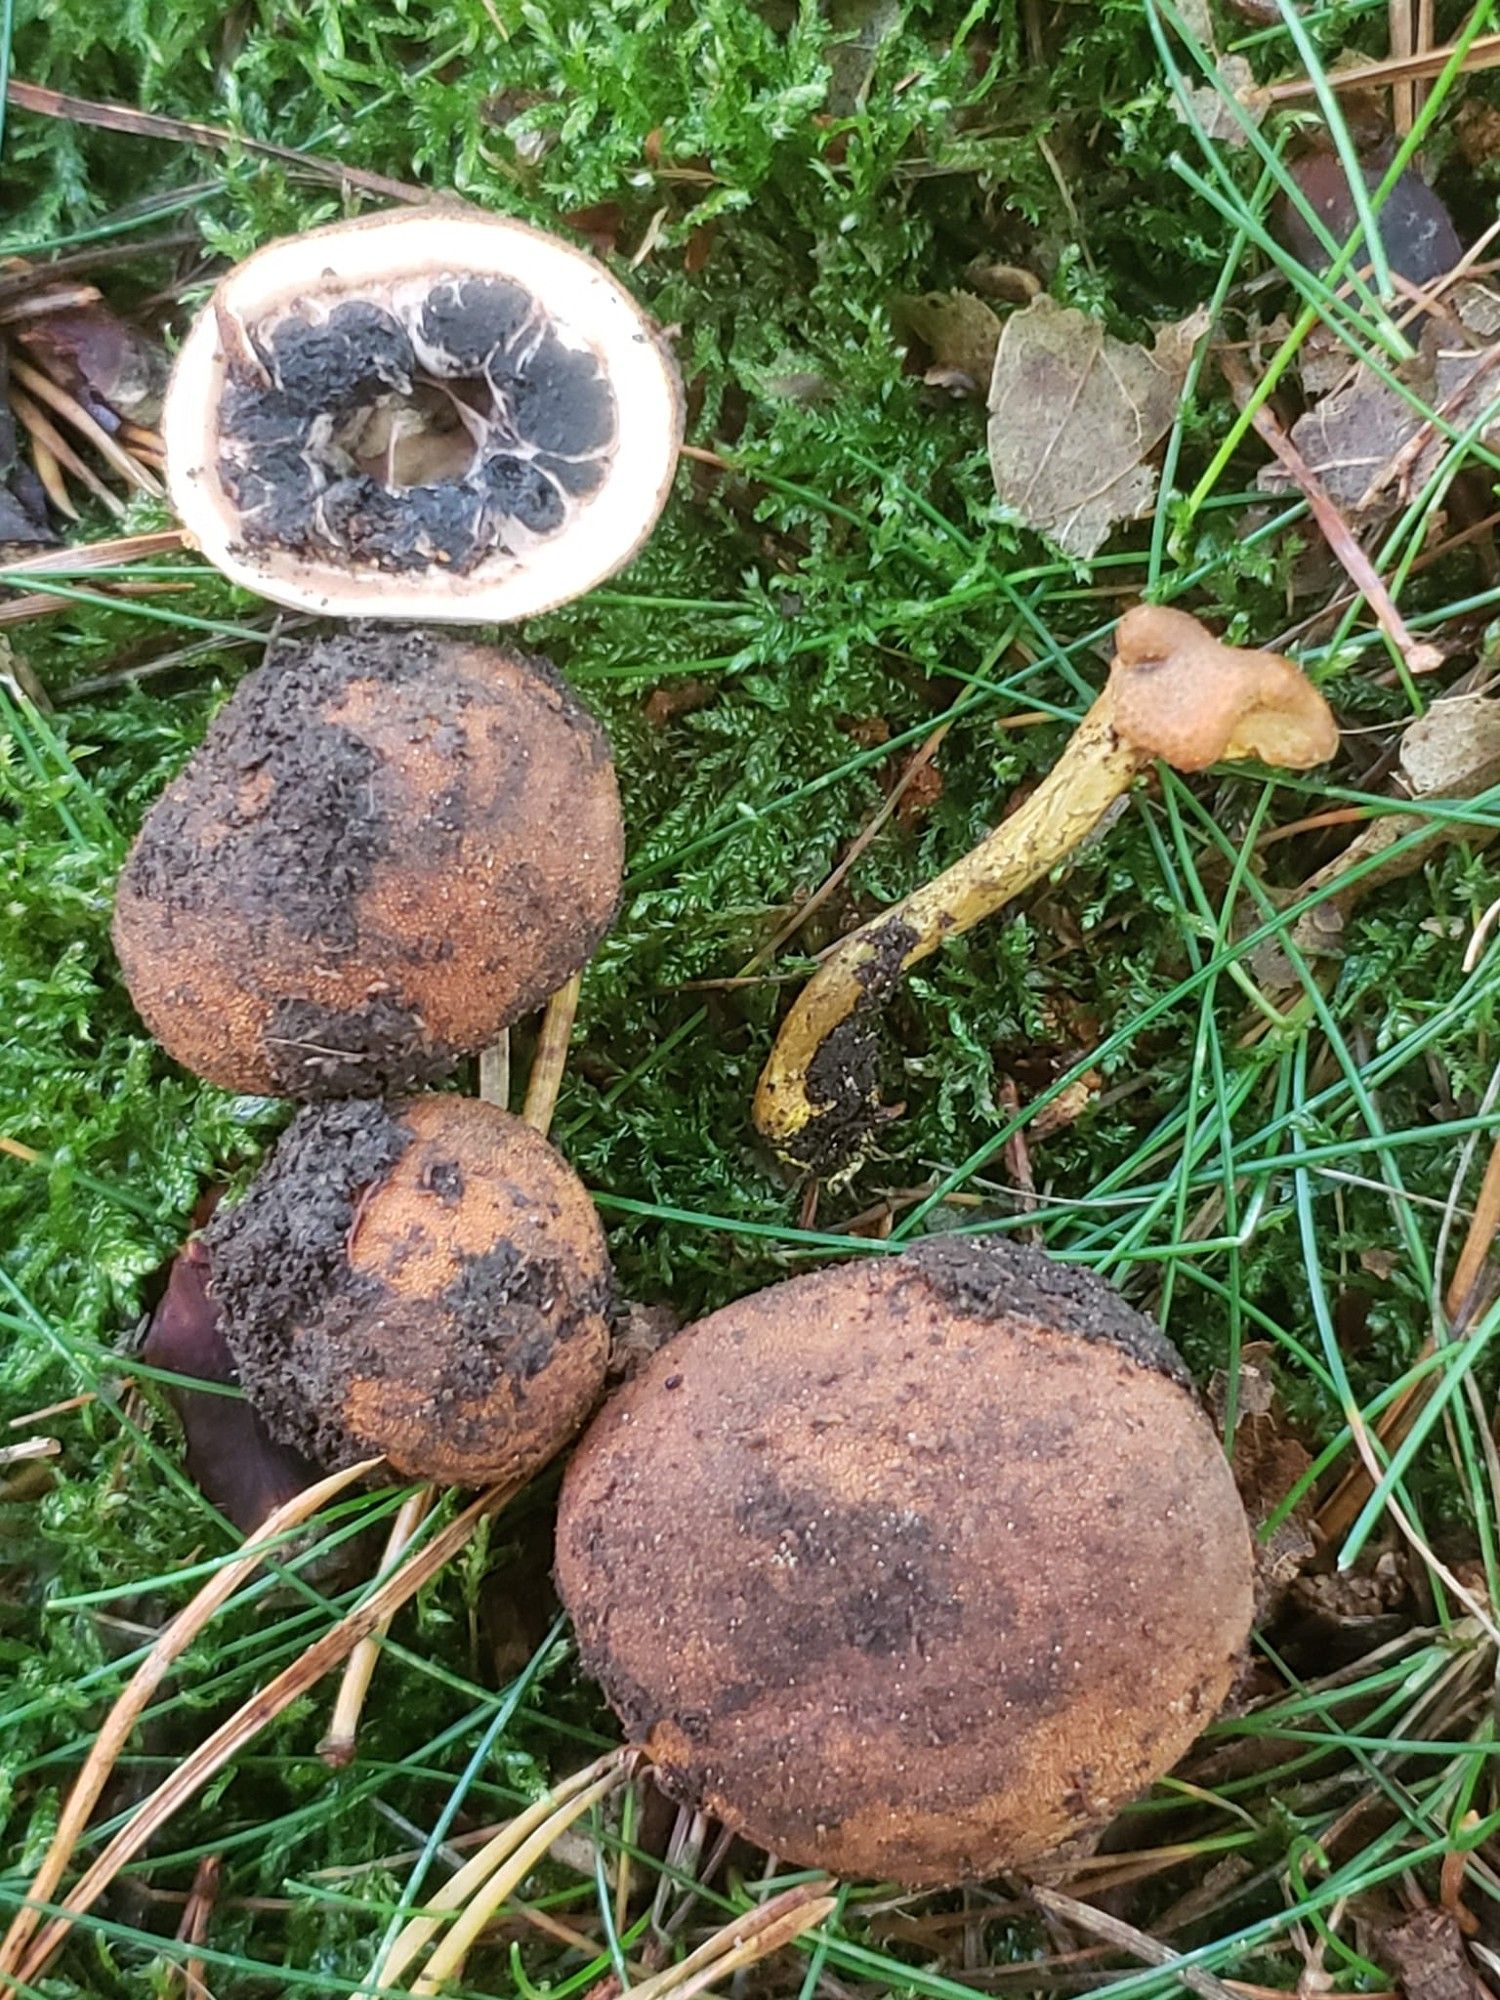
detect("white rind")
[163,206,685,622]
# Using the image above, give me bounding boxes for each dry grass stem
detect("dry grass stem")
[9,1481,512,1990]
[0,1458,379,1983]
[318,1483,435,1767]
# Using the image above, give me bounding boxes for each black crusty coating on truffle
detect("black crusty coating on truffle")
[903,1235,1192,1387]
[119,625,438,952]
[205,1098,409,1468]
[205,1099,614,1473]
[216,277,618,577]
[263,994,458,1099]
[440,1241,614,1390]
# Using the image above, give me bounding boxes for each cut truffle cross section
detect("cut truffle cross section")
[217,281,618,577]
[164,206,683,622]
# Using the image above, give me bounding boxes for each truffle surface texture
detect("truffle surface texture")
[111,627,623,1097]
[205,1094,613,1485]
[555,1236,1254,1887]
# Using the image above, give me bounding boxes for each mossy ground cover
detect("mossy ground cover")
[3,0,1500,1994]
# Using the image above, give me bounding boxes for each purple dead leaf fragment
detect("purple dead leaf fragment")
[17,306,169,431]
[1276,153,1463,288]
[143,1235,321,1534]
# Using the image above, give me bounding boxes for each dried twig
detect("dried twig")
[622,1881,837,2000]
[1264,33,1500,100]
[1219,349,1442,678]
[1030,1886,1242,2000]
[9,354,163,496]
[170,1854,221,2000]
[8,386,127,517]
[1,529,185,573]
[7,80,438,206]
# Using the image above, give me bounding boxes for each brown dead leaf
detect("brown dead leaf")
[1029,1071,1101,1137]
[1457,99,1500,168]
[965,260,1041,305]
[16,305,167,428]
[1382,1910,1486,2000]
[825,0,902,115]
[1360,1246,1401,1280]
[987,297,1207,557]
[643,678,713,727]
[1166,0,1269,150]
[1208,1345,1317,1617]
[1178,58,1269,149]
[1262,290,1500,523]
[895,290,1002,398]
[894,758,943,827]
[1259,364,1421,515]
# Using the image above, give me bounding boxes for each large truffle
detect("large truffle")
[112,627,623,1098]
[555,1237,1254,1887]
[163,206,683,621]
[204,1095,613,1486]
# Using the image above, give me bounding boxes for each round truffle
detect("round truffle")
[204,1094,613,1485]
[112,627,624,1098]
[555,1237,1254,1887]
[163,206,683,621]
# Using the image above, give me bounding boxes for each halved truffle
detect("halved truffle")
[163,206,683,620]
[555,1237,1255,1887]
[204,1094,613,1486]
[111,627,623,1098]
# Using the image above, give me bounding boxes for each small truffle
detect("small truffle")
[205,1095,613,1486]
[555,1237,1255,1887]
[111,627,623,1098]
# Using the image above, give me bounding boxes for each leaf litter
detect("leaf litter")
[987,295,1207,557]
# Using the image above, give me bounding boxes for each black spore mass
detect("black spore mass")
[418,277,535,371]
[216,276,618,576]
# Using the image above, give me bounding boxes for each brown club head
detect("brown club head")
[556,1236,1255,1888]
[163,205,683,622]
[1109,604,1339,774]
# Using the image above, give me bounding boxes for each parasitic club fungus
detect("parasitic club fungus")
[752,605,1339,1173]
